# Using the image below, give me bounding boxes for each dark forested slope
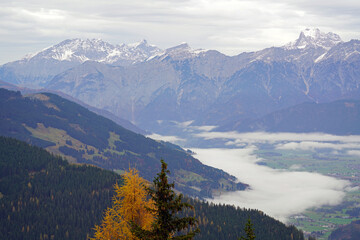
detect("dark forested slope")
[0,136,120,239]
[0,137,304,240]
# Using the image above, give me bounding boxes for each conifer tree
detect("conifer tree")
[239,218,256,240]
[131,160,199,240]
[92,168,155,240]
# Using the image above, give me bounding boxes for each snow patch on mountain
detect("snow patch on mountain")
[314,52,327,63]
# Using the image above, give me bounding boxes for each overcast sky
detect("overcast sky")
[1,0,360,64]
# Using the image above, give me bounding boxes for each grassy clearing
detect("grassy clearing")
[175,169,206,184]
[108,131,123,149]
[24,123,101,162]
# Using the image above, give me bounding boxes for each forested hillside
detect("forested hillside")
[0,88,246,198]
[0,136,120,239]
[184,199,304,240]
[0,137,304,240]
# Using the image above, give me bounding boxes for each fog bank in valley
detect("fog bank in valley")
[192,147,352,222]
[149,129,360,222]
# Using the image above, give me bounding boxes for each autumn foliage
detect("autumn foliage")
[91,168,155,240]
[131,160,199,240]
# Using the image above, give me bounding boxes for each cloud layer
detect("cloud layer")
[147,127,359,222]
[146,133,185,143]
[194,131,360,152]
[193,147,352,222]
[1,0,360,64]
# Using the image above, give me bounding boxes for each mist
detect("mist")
[146,129,359,222]
[192,147,352,222]
[146,133,185,143]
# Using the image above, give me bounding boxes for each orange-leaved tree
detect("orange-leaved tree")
[91,168,155,240]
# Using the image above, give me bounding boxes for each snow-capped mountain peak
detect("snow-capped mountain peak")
[27,38,115,63]
[128,39,149,48]
[21,38,163,65]
[302,28,322,38]
[153,42,208,61]
[285,28,342,50]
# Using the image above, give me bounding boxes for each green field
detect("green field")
[255,148,360,239]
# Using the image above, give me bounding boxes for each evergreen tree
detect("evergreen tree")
[239,218,256,240]
[131,160,199,240]
[92,168,155,240]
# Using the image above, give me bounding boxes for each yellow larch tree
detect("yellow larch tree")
[91,168,155,240]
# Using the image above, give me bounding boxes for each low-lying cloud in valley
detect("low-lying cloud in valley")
[194,131,360,153]
[146,133,185,143]
[194,131,360,145]
[147,127,360,222]
[193,147,353,222]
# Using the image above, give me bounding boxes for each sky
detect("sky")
[1,0,360,64]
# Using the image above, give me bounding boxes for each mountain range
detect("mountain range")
[1,28,359,136]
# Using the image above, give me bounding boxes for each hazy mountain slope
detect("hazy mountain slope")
[220,99,360,134]
[308,40,360,102]
[0,88,246,198]
[0,80,147,135]
[200,61,311,125]
[0,136,304,240]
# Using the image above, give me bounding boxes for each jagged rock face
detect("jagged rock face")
[1,28,360,133]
